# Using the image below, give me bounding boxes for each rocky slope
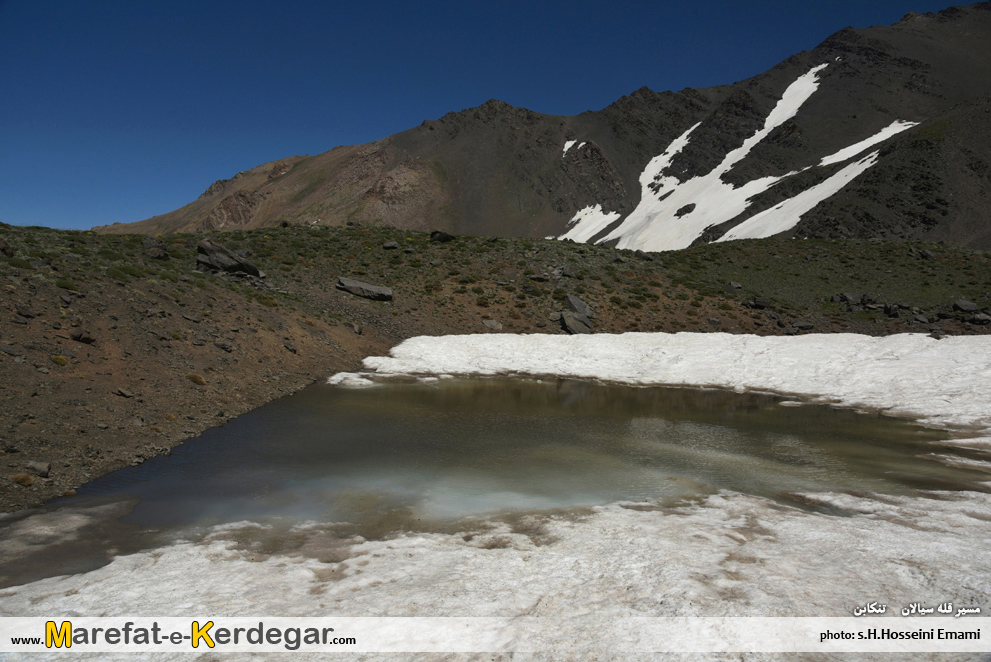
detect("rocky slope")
[3,221,991,512]
[96,3,991,250]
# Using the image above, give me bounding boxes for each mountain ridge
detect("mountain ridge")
[95,2,991,250]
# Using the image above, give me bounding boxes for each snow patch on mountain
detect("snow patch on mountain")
[557,64,920,252]
[718,151,881,242]
[819,119,918,166]
[556,204,622,243]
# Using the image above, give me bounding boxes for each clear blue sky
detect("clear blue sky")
[0,0,959,230]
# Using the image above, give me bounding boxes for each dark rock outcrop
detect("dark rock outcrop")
[196,240,261,277]
[561,311,594,334]
[336,277,394,301]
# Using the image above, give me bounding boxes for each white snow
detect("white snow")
[556,203,622,243]
[359,333,991,429]
[562,140,577,155]
[588,66,830,252]
[556,63,918,252]
[717,151,881,242]
[819,119,918,166]
[4,332,991,661]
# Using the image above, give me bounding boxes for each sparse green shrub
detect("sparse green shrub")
[105,267,130,282]
[6,258,32,269]
[56,278,77,290]
[50,355,68,366]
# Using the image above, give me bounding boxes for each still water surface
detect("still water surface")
[4,378,990,586]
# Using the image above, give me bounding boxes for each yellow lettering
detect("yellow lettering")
[191,621,215,649]
[46,621,71,649]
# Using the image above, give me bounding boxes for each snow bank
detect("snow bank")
[358,333,991,430]
[4,332,990,661]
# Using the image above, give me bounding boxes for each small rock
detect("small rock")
[793,322,814,330]
[634,250,654,261]
[15,306,35,318]
[59,294,72,306]
[24,461,50,477]
[482,319,503,331]
[752,297,772,309]
[548,312,562,321]
[430,230,455,243]
[145,308,166,318]
[182,314,202,323]
[382,241,400,250]
[284,343,297,353]
[347,322,362,335]
[70,329,95,344]
[919,249,936,260]
[968,313,991,325]
[913,315,929,324]
[404,248,415,254]
[115,388,135,398]
[214,341,233,352]
[529,274,549,282]
[726,282,742,291]
[0,346,23,357]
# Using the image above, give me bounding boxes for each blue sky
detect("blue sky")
[0,0,959,230]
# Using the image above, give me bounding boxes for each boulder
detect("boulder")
[382,241,400,250]
[560,311,593,334]
[0,237,13,257]
[752,297,772,309]
[23,461,49,477]
[336,277,393,301]
[195,240,261,277]
[954,299,979,313]
[482,319,503,331]
[564,294,593,318]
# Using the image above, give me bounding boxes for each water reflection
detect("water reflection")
[2,378,989,588]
